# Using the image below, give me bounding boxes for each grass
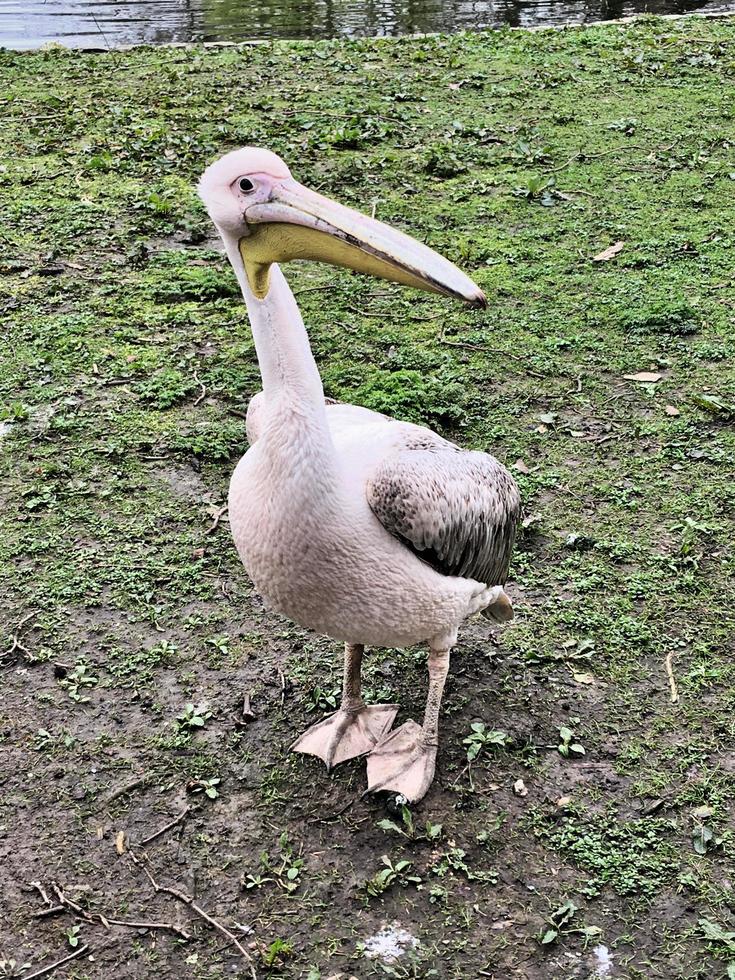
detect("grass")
[1,15,735,980]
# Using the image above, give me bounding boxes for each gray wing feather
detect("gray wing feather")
[367,440,521,586]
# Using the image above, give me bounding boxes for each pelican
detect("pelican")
[198,147,520,802]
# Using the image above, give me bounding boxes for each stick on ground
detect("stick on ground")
[129,851,258,979]
[137,805,193,846]
[665,650,679,703]
[23,944,90,980]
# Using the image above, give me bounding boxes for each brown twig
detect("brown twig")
[39,880,190,940]
[665,651,679,704]
[30,881,54,908]
[129,852,257,978]
[104,916,190,938]
[33,904,65,918]
[23,944,90,979]
[293,283,336,296]
[549,143,647,173]
[193,372,206,406]
[3,611,37,661]
[29,881,64,918]
[205,504,228,534]
[102,775,148,808]
[437,332,545,377]
[347,306,389,319]
[50,882,102,925]
[137,806,193,847]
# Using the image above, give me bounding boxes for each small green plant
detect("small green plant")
[606,116,638,134]
[251,832,305,894]
[176,703,212,729]
[33,728,75,751]
[431,846,497,884]
[261,938,294,968]
[0,402,28,422]
[242,872,274,890]
[557,725,585,758]
[205,635,229,656]
[538,900,601,945]
[377,803,442,841]
[699,917,735,954]
[60,664,99,703]
[363,855,419,897]
[463,723,508,762]
[187,777,220,799]
[513,174,561,205]
[305,686,339,712]
[65,924,82,948]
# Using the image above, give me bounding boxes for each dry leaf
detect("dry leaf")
[556,795,572,807]
[623,372,662,383]
[665,404,680,416]
[115,830,126,855]
[513,779,528,797]
[592,240,625,262]
[513,459,530,474]
[522,512,542,529]
[573,672,595,685]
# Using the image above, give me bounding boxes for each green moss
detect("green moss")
[530,810,678,899]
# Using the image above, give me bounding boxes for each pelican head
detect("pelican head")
[198,146,486,307]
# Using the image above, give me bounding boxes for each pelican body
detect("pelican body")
[199,148,520,802]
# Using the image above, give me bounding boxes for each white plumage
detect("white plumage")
[199,147,520,801]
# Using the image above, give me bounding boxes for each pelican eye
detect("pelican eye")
[238,177,255,194]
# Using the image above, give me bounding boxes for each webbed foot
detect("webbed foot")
[366,720,437,802]
[291,703,399,769]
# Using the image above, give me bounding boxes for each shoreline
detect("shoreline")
[3,7,735,55]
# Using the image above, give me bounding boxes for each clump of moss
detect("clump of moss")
[136,368,195,408]
[621,299,700,336]
[349,368,466,428]
[532,811,676,898]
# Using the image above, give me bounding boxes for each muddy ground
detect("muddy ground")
[1,16,734,980]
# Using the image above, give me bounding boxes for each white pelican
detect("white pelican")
[198,147,520,802]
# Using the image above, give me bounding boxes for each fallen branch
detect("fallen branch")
[129,851,257,979]
[664,651,679,703]
[436,330,545,376]
[50,882,104,926]
[35,881,190,940]
[102,775,148,808]
[137,806,193,847]
[23,944,90,980]
[2,611,37,661]
[104,915,190,939]
[193,372,206,406]
[549,143,647,173]
[29,881,64,918]
[205,504,228,534]
[292,283,336,296]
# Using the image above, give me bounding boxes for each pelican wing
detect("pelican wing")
[366,438,521,586]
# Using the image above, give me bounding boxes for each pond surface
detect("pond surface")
[1,0,733,50]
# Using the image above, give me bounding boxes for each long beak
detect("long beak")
[238,178,486,307]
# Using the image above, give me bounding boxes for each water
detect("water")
[1,0,732,51]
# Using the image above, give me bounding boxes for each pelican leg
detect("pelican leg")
[291,643,399,770]
[366,647,450,803]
